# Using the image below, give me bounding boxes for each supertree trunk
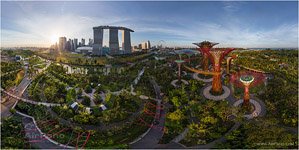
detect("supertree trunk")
[178,64,181,82]
[212,63,222,93]
[226,58,232,74]
[243,85,250,106]
[203,54,209,71]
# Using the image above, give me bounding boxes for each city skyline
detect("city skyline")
[1,1,298,48]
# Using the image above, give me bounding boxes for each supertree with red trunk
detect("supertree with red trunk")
[230,71,265,109]
[185,42,235,94]
[226,54,238,75]
[193,41,219,72]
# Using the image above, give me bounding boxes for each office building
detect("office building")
[59,37,67,51]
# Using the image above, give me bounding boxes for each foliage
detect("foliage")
[66,88,77,103]
[85,85,92,93]
[217,118,298,149]
[1,115,29,149]
[82,96,91,106]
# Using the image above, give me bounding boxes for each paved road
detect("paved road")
[130,78,166,149]
[1,62,55,119]
[21,115,65,149]
[1,67,31,118]
[82,89,96,107]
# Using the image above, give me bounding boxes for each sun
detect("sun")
[50,34,58,44]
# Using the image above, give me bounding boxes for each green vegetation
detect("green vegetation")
[53,91,143,125]
[1,115,30,149]
[216,118,297,149]
[1,49,33,58]
[0,61,23,89]
[232,50,298,127]
[1,61,22,73]
[181,100,235,146]
[1,49,297,149]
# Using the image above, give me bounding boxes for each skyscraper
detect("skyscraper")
[141,40,151,50]
[81,38,85,46]
[122,30,132,53]
[58,37,67,51]
[109,28,119,55]
[88,38,93,46]
[65,39,71,51]
[147,40,151,49]
[93,27,103,55]
[74,38,78,50]
[70,39,74,51]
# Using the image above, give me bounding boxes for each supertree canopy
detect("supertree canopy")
[193,41,218,71]
[230,71,265,106]
[202,47,235,93]
[174,59,185,83]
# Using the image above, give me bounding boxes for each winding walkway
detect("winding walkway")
[130,78,166,149]
[1,88,61,107]
[17,111,73,149]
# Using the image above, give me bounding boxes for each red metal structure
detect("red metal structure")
[230,71,265,106]
[226,54,238,74]
[193,41,218,71]
[204,47,235,93]
[185,41,235,94]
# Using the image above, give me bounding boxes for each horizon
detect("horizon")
[1,1,298,48]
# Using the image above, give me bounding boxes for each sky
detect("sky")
[1,1,298,48]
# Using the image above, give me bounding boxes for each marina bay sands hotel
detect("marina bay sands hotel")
[93,26,134,55]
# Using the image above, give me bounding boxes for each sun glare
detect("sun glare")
[50,34,58,44]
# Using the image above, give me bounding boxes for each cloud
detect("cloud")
[1,12,131,47]
[223,1,241,13]
[127,19,298,48]
[1,1,297,48]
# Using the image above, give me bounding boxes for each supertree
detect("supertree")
[175,59,185,84]
[170,54,188,88]
[230,71,265,108]
[226,54,238,75]
[193,41,218,71]
[185,45,235,94]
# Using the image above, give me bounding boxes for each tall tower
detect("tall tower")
[147,40,151,49]
[70,39,74,51]
[93,27,103,55]
[122,30,132,53]
[109,28,119,55]
[93,26,134,55]
[88,38,93,46]
[65,39,71,51]
[81,38,85,46]
[74,38,78,50]
[58,37,66,51]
